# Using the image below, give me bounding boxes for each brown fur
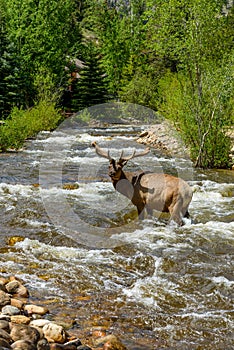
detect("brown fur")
[92,142,193,225]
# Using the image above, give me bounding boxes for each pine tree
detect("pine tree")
[71,45,109,112]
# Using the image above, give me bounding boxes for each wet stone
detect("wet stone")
[11,340,37,350]
[43,323,67,344]
[5,280,20,294]
[0,291,10,307]
[0,337,12,348]
[10,315,31,325]
[30,319,51,328]
[1,305,20,316]
[0,320,9,331]
[10,298,24,310]
[37,338,50,350]
[24,304,48,316]
[0,329,11,342]
[10,324,40,344]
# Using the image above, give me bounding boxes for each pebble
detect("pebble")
[24,305,48,316]
[10,324,40,344]
[43,323,67,343]
[0,275,128,350]
[0,291,11,307]
[1,306,20,316]
[0,337,12,348]
[0,320,10,331]
[11,339,37,350]
[10,315,31,325]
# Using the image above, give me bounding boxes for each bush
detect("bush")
[0,100,62,152]
[158,68,233,169]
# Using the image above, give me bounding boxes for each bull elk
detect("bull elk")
[92,142,193,226]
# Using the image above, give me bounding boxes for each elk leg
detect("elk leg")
[169,199,183,226]
[137,204,146,220]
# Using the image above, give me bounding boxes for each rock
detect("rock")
[11,315,31,325]
[10,324,40,344]
[0,329,11,343]
[76,346,92,350]
[0,291,10,307]
[0,320,9,331]
[0,337,11,348]
[11,340,37,349]
[43,323,67,344]
[11,298,24,310]
[0,315,11,322]
[37,338,50,350]
[13,284,29,298]
[5,280,29,298]
[1,306,20,316]
[30,319,51,328]
[0,283,7,293]
[94,335,127,350]
[24,305,49,316]
[92,326,107,338]
[63,339,82,347]
[5,280,20,294]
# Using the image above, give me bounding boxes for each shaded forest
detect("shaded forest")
[0,0,234,168]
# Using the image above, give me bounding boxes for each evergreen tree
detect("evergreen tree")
[71,45,109,112]
[0,2,25,118]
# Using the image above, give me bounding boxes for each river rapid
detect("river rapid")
[0,115,234,349]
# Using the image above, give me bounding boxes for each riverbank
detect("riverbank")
[0,276,127,350]
[136,121,234,169]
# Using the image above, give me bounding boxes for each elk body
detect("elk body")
[92,142,193,226]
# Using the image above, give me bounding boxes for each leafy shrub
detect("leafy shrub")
[158,68,233,168]
[0,100,62,152]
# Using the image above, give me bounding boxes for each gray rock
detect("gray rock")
[1,305,20,316]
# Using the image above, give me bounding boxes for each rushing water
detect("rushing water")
[0,120,233,349]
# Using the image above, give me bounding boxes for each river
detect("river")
[0,108,233,349]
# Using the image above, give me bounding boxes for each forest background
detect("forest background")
[0,0,234,168]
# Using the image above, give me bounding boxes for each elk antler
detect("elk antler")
[119,147,150,162]
[92,142,112,160]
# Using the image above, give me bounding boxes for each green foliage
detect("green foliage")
[71,44,109,112]
[0,100,62,152]
[119,72,158,110]
[158,63,233,168]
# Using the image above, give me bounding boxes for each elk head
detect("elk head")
[92,141,150,181]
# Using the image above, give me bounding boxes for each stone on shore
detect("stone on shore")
[43,323,67,344]
[11,339,37,349]
[24,304,49,316]
[0,290,11,307]
[11,315,31,324]
[10,324,40,344]
[2,305,20,316]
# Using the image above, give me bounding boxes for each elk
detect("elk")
[92,142,193,226]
